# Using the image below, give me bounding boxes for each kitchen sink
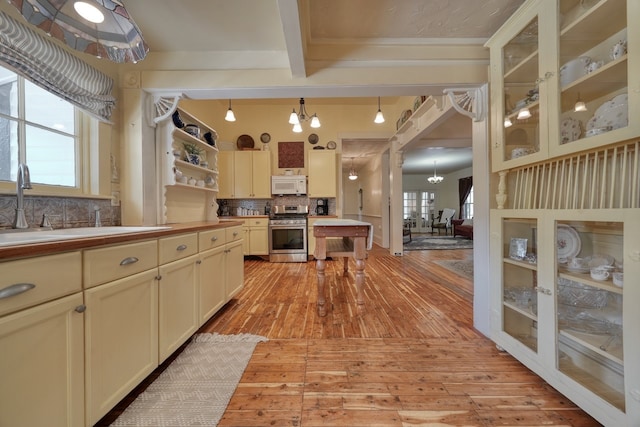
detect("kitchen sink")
[0,226,171,247]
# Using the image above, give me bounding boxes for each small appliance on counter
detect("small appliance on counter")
[315,198,329,215]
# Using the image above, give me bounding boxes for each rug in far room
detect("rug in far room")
[404,235,473,251]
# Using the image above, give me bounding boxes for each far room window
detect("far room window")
[462,186,474,219]
[0,65,79,187]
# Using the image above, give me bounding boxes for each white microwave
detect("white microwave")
[271,175,307,195]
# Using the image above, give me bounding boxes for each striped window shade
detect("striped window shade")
[0,12,115,122]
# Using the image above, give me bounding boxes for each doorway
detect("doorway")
[403,191,435,233]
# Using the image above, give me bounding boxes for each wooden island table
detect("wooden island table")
[313,219,373,316]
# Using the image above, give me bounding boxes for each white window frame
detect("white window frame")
[0,68,93,197]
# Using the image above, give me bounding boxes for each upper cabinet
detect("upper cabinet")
[217,150,271,199]
[487,0,639,172]
[308,150,337,197]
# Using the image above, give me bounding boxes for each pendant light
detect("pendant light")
[225,99,236,122]
[574,93,587,112]
[427,161,443,184]
[374,97,385,123]
[348,158,358,181]
[516,107,531,120]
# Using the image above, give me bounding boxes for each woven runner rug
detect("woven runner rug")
[404,235,473,251]
[111,333,268,427]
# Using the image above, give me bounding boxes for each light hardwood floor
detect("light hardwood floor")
[97,244,602,426]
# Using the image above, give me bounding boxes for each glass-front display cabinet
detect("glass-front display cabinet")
[555,219,625,411]
[487,0,639,172]
[499,217,540,353]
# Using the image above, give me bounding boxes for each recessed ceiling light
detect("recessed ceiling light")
[74,2,105,24]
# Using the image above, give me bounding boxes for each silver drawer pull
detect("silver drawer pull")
[0,283,36,299]
[176,244,188,251]
[120,257,139,266]
[233,232,238,237]
[210,236,218,242]
[75,305,86,313]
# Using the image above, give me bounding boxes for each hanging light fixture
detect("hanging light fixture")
[288,98,320,133]
[9,0,148,63]
[427,161,443,184]
[374,97,385,123]
[224,99,236,122]
[574,93,587,112]
[348,158,358,181]
[504,117,513,128]
[516,107,532,120]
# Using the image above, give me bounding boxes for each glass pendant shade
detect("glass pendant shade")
[517,108,531,120]
[224,100,236,122]
[348,158,358,180]
[374,97,385,123]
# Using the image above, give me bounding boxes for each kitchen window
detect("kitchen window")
[0,65,80,189]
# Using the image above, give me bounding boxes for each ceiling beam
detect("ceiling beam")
[277,0,306,78]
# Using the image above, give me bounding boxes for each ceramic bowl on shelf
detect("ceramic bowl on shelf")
[184,124,200,139]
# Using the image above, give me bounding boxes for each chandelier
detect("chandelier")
[348,158,358,181]
[427,161,443,184]
[288,98,320,133]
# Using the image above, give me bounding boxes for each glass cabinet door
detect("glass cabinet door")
[555,220,624,411]
[555,0,629,153]
[501,14,542,164]
[501,217,539,352]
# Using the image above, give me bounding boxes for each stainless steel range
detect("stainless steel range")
[268,205,308,262]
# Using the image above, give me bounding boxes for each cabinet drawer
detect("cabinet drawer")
[83,240,158,288]
[248,218,268,227]
[226,226,243,243]
[199,229,226,250]
[0,251,82,317]
[159,233,198,265]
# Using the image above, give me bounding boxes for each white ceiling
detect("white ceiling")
[124,0,524,174]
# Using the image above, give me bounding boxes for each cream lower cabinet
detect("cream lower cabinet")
[225,226,245,299]
[241,218,269,256]
[0,251,84,427]
[158,233,199,362]
[84,268,159,425]
[491,209,640,426]
[0,293,84,427]
[158,254,199,362]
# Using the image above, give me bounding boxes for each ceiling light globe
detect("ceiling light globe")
[374,110,385,124]
[574,101,587,112]
[348,174,358,181]
[310,115,321,128]
[74,1,105,23]
[516,108,531,120]
[292,123,303,133]
[504,117,513,128]
[225,109,236,122]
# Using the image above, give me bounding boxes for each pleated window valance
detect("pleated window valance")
[0,12,115,122]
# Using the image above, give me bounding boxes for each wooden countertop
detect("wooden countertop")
[0,221,243,260]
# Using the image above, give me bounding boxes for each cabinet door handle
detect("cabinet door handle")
[120,256,139,266]
[75,305,86,313]
[233,232,238,237]
[210,236,218,242]
[196,260,202,265]
[176,244,188,251]
[0,283,35,299]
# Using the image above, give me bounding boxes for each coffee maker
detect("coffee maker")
[315,198,329,215]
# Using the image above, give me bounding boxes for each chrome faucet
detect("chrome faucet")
[12,163,32,229]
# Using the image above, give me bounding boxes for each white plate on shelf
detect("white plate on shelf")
[587,93,628,132]
[560,117,581,144]
[557,225,581,261]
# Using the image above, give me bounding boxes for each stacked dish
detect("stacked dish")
[560,117,582,144]
[586,93,628,137]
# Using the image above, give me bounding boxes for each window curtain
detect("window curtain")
[458,176,473,218]
[0,12,115,122]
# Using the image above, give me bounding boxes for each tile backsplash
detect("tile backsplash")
[0,195,121,229]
